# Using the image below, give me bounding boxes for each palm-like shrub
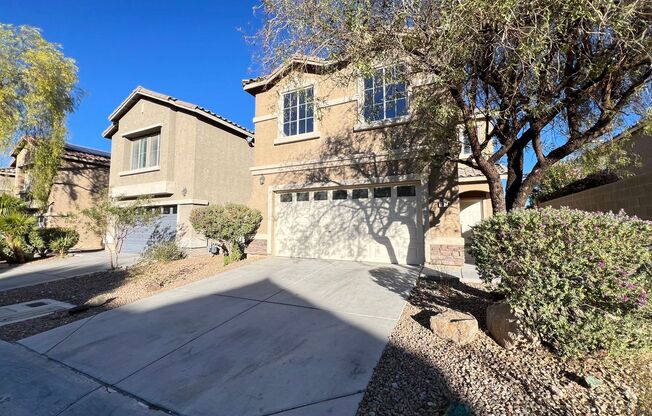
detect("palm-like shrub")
[0,194,26,215]
[0,212,36,263]
[472,207,652,357]
[48,228,79,257]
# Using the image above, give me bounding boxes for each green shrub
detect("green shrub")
[0,212,36,263]
[48,228,79,257]
[472,207,652,357]
[28,228,60,257]
[190,203,262,265]
[141,241,187,262]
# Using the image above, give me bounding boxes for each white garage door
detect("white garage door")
[122,205,178,253]
[275,184,424,264]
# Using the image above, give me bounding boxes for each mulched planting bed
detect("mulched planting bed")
[0,255,257,342]
[356,278,651,416]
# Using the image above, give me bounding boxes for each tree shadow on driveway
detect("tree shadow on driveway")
[7,262,472,416]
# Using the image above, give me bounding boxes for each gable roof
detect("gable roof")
[9,139,110,168]
[103,86,254,139]
[62,143,110,166]
[242,56,333,96]
[5,137,111,169]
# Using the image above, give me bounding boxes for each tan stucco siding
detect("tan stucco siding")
[107,96,253,249]
[192,121,252,204]
[109,98,174,196]
[47,159,109,250]
[541,172,652,220]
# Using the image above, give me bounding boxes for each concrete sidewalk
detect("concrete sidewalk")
[0,340,166,416]
[0,251,139,292]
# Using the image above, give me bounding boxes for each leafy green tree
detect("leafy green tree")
[82,192,158,269]
[0,24,79,210]
[255,0,652,212]
[190,204,262,265]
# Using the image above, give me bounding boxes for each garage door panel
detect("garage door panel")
[275,185,423,265]
[122,206,177,253]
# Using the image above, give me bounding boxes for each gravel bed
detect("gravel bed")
[357,278,651,416]
[0,255,256,341]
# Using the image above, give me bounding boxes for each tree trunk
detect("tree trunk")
[486,170,507,214]
[505,146,525,210]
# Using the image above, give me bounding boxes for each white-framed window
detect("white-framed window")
[282,86,314,137]
[461,130,472,156]
[130,133,160,170]
[362,64,408,122]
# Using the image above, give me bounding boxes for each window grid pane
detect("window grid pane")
[282,87,314,137]
[363,65,408,122]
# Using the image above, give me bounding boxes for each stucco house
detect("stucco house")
[102,86,254,252]
[9,141,110,250]
[242,58,497,266]
[542,127,652,219]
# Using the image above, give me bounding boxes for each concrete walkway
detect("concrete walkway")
[0,340,166,416]
[8,257,418,416]
[0,251,139,292]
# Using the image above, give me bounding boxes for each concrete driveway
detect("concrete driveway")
[0,250,139,292]
[11,257,418,416]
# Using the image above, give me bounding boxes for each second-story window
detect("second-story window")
[131,133,160,170]
[461,130,472,156]
[282,86,314,137]
[363,64,408,123]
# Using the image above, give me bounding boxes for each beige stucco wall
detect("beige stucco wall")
[247,68,496,265]
[46,159,109,250]
[542,171,652,220]
[12,148,109,250]
[541,133,652,220]
[108,97,253,249]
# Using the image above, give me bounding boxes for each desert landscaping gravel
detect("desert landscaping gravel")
[0,255,257,341]
[356,277,651,416]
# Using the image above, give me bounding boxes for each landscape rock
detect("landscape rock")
[429,309,478,345]
[486,301,533,349]
[582,375,604,389]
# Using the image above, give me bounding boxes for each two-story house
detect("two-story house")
[103,87,254,253]
[243,57,495,266]
[9,140,110,250]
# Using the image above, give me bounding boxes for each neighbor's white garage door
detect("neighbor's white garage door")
[275,184,423,264]
[122,205,178,253]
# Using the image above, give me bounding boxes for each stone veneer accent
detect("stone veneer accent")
[430,243,464,266]
[245,239,268,255]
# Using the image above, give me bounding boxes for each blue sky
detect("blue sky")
[2,0,262,153]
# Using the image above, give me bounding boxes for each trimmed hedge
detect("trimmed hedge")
[472,207,652,357]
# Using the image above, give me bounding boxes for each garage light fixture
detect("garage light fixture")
[259,175,265,185]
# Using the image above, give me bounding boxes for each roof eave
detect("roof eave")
[106,87,254,139]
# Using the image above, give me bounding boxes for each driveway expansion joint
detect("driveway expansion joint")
[261,390,365,415]
[15,341,184,416]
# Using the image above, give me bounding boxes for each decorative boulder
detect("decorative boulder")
[486,301,534,349]
[430,309,478,345]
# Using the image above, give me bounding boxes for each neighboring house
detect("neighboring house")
[10,141,110,250]
[102,86,254,253]
[242,58,498,266]
[542,128,652,219]
[0,168,15,194]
